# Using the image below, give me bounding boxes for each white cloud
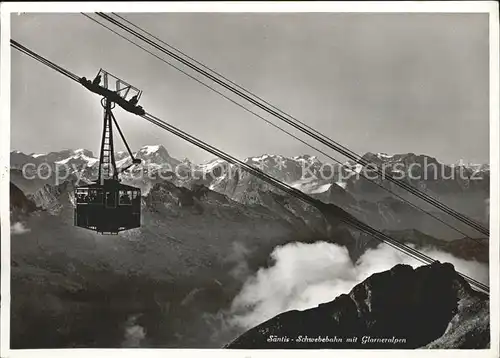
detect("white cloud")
[228,241,488,330]
[225,241,252,281]
[121,315,146,348]
[11,222,31,235]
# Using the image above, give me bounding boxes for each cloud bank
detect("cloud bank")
[11,222,31,235]
[228,241,488,330]
[121,315,146,348]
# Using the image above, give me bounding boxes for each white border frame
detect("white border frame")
[1,2,499,358]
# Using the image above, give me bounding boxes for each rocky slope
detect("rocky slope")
[8,147,490,348]
[11,147,489,238]
[226,262,489,349]
[10,178,489,348]
[11,179,363,348]
[10,182,38,218]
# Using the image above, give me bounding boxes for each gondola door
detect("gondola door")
[105,191,117,208]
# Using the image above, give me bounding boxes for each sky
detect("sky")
[11,12,490,164]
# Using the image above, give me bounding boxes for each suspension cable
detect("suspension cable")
[94,12,489,237]
[11,40,80,82]
[142,111,490,293]
[10,38,489,294]
[82,12,487,246]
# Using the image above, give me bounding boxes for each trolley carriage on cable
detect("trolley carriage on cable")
[79,69,145,116]
[74,69,145,234]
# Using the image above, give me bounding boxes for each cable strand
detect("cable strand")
[95,12,489,237]
[10,37,489,294]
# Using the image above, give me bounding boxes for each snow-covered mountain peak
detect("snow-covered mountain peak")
[139,145,161,155]
[199,158,230,173]
[54,149,98,167]
[244,154,289,164]
[376,152,394,159]
[136,145,169,158]
[115,151,129,162]
[133,145,181,169]
[292,154,321,163]
[73,148,95,158]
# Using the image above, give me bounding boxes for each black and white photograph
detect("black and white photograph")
[1,1,499,356]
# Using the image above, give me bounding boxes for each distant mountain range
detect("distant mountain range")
[9,145,489,348]
[10,145,490,240]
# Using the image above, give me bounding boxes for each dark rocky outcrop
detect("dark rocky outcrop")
[226,262,489,349]
[10,182,38,219]
[9,165,490,348]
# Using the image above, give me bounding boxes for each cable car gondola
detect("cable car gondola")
[74,69,144,234]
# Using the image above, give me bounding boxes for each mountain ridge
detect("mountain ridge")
[10,146,490,241]
[9,158,490,348]
[10,146,490,169]
[225,262,489,349]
